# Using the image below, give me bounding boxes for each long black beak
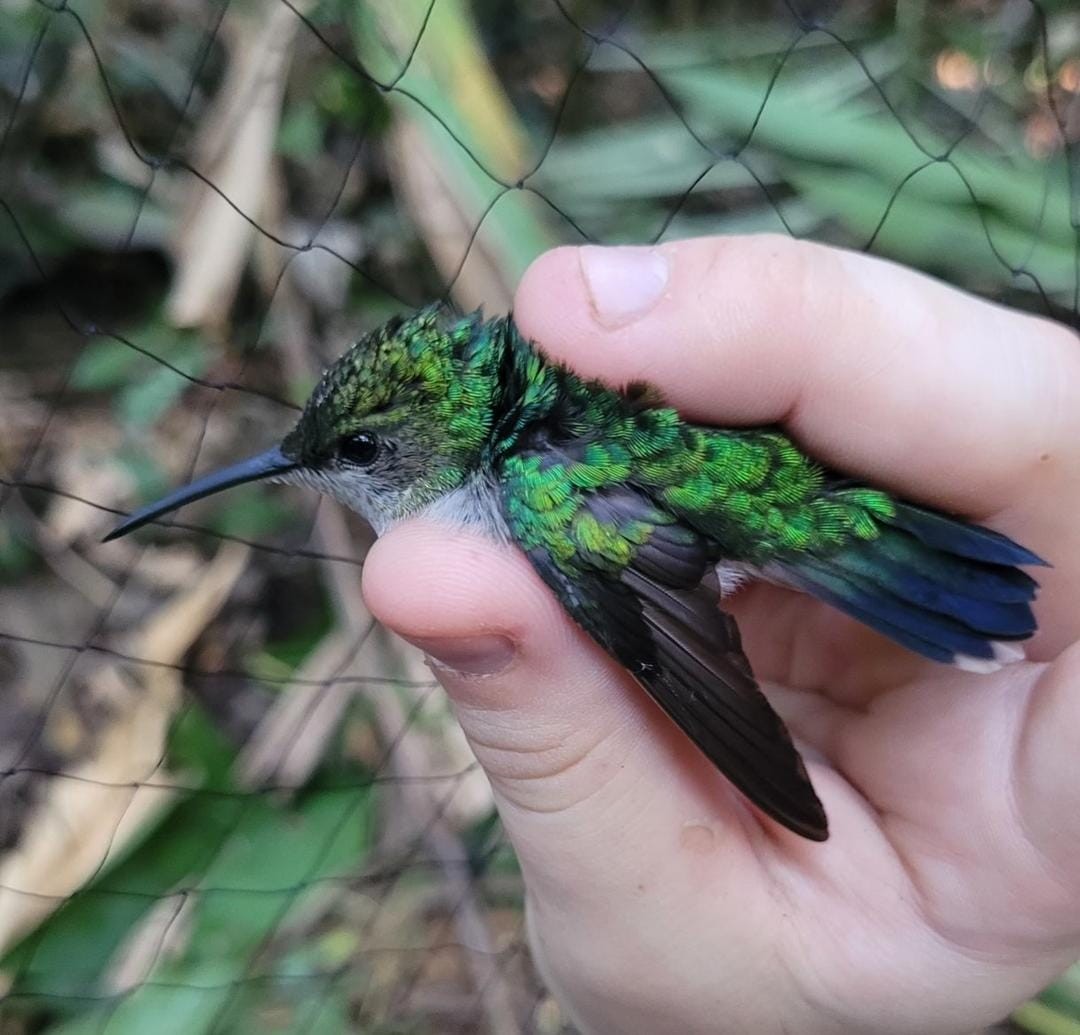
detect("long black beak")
[103,446,298,542]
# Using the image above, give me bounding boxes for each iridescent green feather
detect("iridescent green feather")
[499,360,898,577]
[284,307,1039,671]
[493,314,1038,676]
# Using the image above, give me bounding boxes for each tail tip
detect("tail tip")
[954,640,1026,674]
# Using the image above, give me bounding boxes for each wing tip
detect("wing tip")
[748,799,829,841]
[770,811,830,842]
[760,773,830,842]
[801,821,830,843]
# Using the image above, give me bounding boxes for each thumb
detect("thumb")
[360,520,761,892]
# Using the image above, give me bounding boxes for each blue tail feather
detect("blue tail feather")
[779,507,1042,668]
[873,530,1038,604]
[791,562,1000,660]
[890,504,1047,567]
[780,568,963,666]
[829,545,1036,638]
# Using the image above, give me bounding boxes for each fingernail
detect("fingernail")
[408,635,516,677]
[580,245,669,328]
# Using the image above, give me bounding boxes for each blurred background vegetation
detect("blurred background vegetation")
[0,0,1077,1032]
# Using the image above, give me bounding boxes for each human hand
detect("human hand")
[362,236,1080,1035]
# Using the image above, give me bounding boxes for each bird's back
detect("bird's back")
[497,325,1041,672]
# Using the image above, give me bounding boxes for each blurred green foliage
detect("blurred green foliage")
[3,709,374,1035]
[537,22,1077,310]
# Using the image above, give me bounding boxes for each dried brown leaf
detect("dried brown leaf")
[166,0,312,331]
[0,542,250,954]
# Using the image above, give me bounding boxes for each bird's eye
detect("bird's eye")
[339,431,379,467]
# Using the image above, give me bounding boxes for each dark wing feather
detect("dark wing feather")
[502,462,827,841]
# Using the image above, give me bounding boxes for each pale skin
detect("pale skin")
[361,236,1080,1035]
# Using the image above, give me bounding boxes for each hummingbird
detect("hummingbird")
[105,305,1044,841]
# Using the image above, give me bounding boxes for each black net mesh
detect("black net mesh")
[0,1,1077,1032]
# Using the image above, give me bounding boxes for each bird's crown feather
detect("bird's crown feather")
[282,304,505,464]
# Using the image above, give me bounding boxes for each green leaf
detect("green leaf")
[278,102,325,159]
[4,704,373,1033]
[207,487,293,540]
[56,182,171,250]
[538,120,753,204]
[1014,1001,1080,1035]
[117,340,208,427]
[669,67,1075,251]
[72,339,145,391]
[789,164,1078,299]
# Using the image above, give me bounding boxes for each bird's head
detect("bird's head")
[105,306,506,541]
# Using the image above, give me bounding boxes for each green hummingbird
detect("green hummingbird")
[105,305,1044,841]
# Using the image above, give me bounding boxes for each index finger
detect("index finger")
[512,237,1080,524]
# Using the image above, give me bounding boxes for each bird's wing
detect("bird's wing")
[498,452,828,841]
